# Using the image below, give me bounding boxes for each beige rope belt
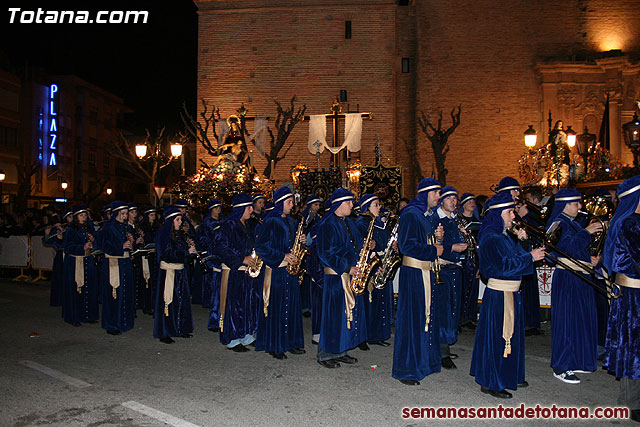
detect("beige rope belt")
[402,256,433,332]
[160,261,184,316]
[218,263,248,332]
[556,257,591,274]
[105,253,130,299]
[69,255,89,294]
[324,267,355,329]
[142,257,151,288]
[617,273,640,289]
[487,278,521,358]
[263,260,288,317]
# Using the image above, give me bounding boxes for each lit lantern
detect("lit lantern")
[622,111,640,168]
[524,125,537,148]
[170,142,183,158]
[135,143,148,159]
[565,126,577,148]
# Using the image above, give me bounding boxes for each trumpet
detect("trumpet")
[247,249,263,278]
[515,196,551,222]
[511,218,621,299]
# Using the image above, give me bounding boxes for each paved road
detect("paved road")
[0,279,633,426]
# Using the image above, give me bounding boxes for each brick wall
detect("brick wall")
[196,0,640,199]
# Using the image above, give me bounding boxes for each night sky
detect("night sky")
[1,1,198,133]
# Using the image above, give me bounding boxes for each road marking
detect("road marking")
[19,360,92,388]
[122,401,200,427]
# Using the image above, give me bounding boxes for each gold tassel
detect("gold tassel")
[264,306,268,317]
[219,316,224,332]
[425,315,430,332]
[77,285,82,294]
[503,339,511,358]
[112,287,117,299]
[164,303,169,316]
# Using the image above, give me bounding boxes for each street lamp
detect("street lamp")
[577,127,596,176]
[106,187,113,196]
[565,126,577,148]
[0,168,5,212]
[524,125,537,149]
[170,142,183,158]
[135,143,148,159]
[622,111,640,170]
[61,180,68,201]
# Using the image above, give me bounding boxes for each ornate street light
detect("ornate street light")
[524,125,537,149]
[61,180,68,200]
[170,142,183,158]
[565,126,577,148]
[135,143,148,159]
[576,127,596,176]
[622,111,640,169]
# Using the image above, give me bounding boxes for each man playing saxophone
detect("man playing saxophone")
[255,186,306,360]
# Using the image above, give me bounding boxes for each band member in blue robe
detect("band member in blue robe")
[316,188,367,368]
[44,210,72,307]
[356,193,393,347]
[299,195,322,317]
[139,206,160,315]
[154,206,196,344]
[127,204,147,311]
[61,206,99,326]
[255,186,305,359]
[100,201,136,335]
[215,193,262,352]
[470,191,545,398]
[458,193,481,328]
[429,186,467,369]
[603,175,640,421]
[496,176,521,201]
[547,188,602,384]
[393,178,443,385]
[197,199,224,330]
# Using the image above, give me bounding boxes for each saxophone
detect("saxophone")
[427,233,443,284]
[247,249,263,278]
[350,214,380,295]
[286,219,308,276]
[372,218,400,289]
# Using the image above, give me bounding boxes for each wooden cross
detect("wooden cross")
[302,99,373,168]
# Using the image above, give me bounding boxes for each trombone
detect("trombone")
[511,218,621,299]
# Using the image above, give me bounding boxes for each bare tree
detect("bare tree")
[180,100,220,168]
[264,96,306,178]
[417,106,461,186]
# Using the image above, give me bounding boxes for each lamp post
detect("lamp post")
[135,139,183,201]
[0,168,5,213]
[61,180,68,201]
[524,125,537,150]
[622,111,640,170]
[576,127,596,176]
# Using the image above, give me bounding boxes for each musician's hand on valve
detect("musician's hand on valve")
[435,244,444,257]
[300,234,307,245]
[591,255,601,267]
[349,266,360,277]
[243,255,256,267]
[368,240,376,250]
[123,241,132,250]
[434,224,444,241]
[188,246,197,255]
[516,228,528,241]
[392,240,399,253]
[452,243,468,253]
[586,221,604,234]
[530,247,545,261]
[84,242,93,251]
[284,253,297,264]
[136,236,144,244]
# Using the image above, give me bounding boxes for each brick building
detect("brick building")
[195,0,640,197]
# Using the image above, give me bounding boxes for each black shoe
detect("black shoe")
[230,344,249,353]
[311,340,319,345]
[358,342,370,351]
[369,341,391,347]
[72,322,82,327]
[180,333,193,338]
[160,337,175,344]
[481,386,512,399]
[335,355,358,364]
[449,353,459,360]
[441,357,457,370]
[302,311,311,318]
[400,379,420,386]
[208,327,220,332]
[288,348,306,355]
[106,329,121,335]
[270,352,287,360]
[519,380,529,388]
[317,359,341,369]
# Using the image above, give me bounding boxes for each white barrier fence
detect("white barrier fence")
[0,235,56,281]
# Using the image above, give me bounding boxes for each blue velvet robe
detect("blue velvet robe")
[61,225,99,324]
[392,207,441,381]
[519,212,541,330]
[316,213,367,353]
[43,233,64,307]
[196,217,223,316]
[430,209,464,345]
[140,222,159,313]
[305,239,324,337]
[459,215,481,323]
[153,232,194,338]
[604,213,640,380]
[469,229,532,391]
[356,215,393,343]
[215,219,262,346]
[549,214,598,372]
[129,223,148,311]
[255,215,304,353]
[100,220,136,333]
